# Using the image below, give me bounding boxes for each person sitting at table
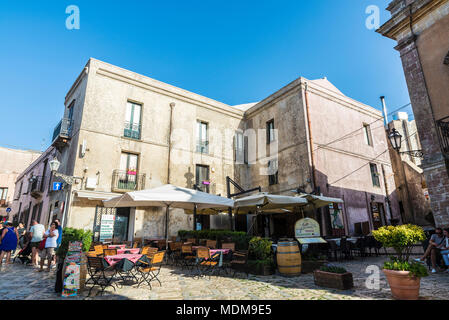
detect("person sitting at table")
[415,227,447,273]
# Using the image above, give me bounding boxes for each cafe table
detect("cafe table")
[116,248,141,254]
[104,253,147,284]
[108,244,126,249]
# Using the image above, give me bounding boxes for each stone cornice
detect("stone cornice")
[377,0,448,40]
[244,77,383,120]
[90,58,244,120]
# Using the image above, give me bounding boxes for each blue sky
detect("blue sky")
[0,1,412,151]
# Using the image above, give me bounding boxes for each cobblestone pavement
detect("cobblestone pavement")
[1,256,449,300]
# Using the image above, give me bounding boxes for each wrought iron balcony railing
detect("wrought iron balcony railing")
[52,118,73,145]
[29,176,43,198]
[124,121,141,140]
[111,170,146,192]
[437,116,449,160]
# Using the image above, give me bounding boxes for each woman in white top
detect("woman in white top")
[39,222,59,272]
[439,229,449,273]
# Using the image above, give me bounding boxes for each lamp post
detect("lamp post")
[49,158,82,228]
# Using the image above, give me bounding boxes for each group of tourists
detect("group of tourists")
[415,228,449,273]
[0,219,63,272]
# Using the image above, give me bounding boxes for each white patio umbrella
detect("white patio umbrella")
[103,184,234,248]
[296,194,344,210]
[234,192,308,214]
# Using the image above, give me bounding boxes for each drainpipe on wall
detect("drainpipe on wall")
[167,102,176,184]
[304,82,317,190]
[166,102,175,238]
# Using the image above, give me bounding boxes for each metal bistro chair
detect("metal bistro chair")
[195,247,221,279]
[340,238,353,260]
[168,242,182,265]
[206,240,217,249]
[351,238,367,259]
[229,250,249,278]
[181,244,196,270]
[187,238,197,245]
[86,256,117,296]
[136,251,166,289]
[141,246,158,258]
[94,245,105,257]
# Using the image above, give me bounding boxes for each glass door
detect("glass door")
[113,208,130,242]
[119,153,139,190]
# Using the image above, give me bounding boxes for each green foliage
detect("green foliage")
[319,264,347,274]
[372,224,426,262]
[248,237,272,261]
[383,257,429,278]
[56,227,93,259]
[177,229,252,250]
[247,259,275,269]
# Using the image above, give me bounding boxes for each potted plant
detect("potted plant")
[372,224,428,300]
[248,237,275,276]
[313,264,353,290]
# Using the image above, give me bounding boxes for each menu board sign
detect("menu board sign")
[62,241,83,297]
[294,218,327,244]
[99,214,115,242]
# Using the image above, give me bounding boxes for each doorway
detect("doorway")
[370,202,386,230]
[113,207,130,242]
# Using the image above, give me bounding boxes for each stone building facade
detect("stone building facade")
[11,58,401,239]
[378,0,449,227]
[0,147,41,220]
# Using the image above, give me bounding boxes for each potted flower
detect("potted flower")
[313,264,353,290]
[372,224,428,300]
[248,237,275,276]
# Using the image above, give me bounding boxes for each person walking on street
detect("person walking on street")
[52,219,63,266]
[17,222,26,249]
[39,222,58,272]
[0,221,19,265]
[29,220,45,267]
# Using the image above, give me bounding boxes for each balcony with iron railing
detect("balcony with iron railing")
[437,116,449,160]
[124,121,141,140]
[111,170,146,192]
[51,118,73,149]
[29,176,44,199]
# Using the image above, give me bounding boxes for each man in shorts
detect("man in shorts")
[29,220,45,266]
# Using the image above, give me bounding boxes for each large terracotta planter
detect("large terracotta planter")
[383,269,421,300]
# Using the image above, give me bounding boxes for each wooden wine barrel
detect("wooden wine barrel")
[276,241,302,277]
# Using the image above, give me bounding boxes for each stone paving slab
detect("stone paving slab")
[1,256,449,300]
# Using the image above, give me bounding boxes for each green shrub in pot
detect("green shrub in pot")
[56,227,93,259]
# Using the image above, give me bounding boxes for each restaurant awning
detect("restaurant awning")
[75,190,122,201]
[233,192,308,214]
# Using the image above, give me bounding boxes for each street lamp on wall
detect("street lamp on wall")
[388,128,424,159]
[50,157,82,185]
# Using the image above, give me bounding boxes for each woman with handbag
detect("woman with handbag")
[39,222,58,272]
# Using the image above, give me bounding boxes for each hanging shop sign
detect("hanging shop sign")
[294,218,326,244]
[99,214,115,242]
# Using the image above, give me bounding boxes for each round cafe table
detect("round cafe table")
[116,248,140,255]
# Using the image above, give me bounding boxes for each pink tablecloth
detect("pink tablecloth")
[104,254,143,266]
[116,248,140,254]
[108,244,126,249]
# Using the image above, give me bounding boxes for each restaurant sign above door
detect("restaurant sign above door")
[294,218,327,244]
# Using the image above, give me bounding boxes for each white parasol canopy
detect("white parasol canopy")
[296,194,344,210]
[103,184,234,210]
[233,192,308,214]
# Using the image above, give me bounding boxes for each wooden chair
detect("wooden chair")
[103,249,117,256]
[187,238,196,245]
[327,240,342,261]
[102,244,109,251]
[94,245,104,256]
[221,243,235,251]
[86,256,117,296]
[141,246,158,258]
[136,251,166,289]
[168,242,182,265]
[206,240,217,249]
[181,244,196,270]
[86,251,98,257]
[229,250,248,278]
[170,236,177,242]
